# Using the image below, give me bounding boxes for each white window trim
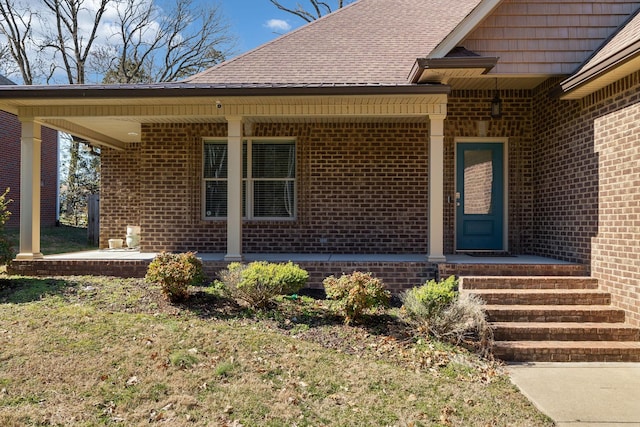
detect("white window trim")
[202,137,297,221]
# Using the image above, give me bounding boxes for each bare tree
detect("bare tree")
[0,0,234,225]
[269,0,351,22]
[90,0,232,84]
[41,0,111,84]
[0,0,40,84]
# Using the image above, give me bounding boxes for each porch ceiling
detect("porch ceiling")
[0,92,448,150]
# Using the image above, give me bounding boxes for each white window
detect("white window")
[203,139,296,220]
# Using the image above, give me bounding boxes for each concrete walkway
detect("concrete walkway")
[507,362,640,426]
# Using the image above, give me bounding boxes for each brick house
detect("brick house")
[1,0,640,335]
[0,75,58,229]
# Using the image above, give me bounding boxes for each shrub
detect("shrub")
[323,271,390,324]
[0,188,14,266]
[401,275,458,322]
[215,261,309,309]
[145,252,205,302]
[401,276,492,354]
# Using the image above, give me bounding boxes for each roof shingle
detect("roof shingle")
[185,0,483,85]
[571,8,640,78]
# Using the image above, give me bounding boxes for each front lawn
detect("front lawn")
[0,275,553,426]
[6,225,96,255]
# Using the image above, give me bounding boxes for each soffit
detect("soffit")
[3,93,448,149]
[444,75,554,90]
[560,54,640,99]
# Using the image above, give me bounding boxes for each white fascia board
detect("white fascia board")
[428,0,504,59]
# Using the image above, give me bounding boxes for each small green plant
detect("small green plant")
[401,275,458,321]
[323,271,390,325]
[215,261,309,309]
[168,350,199,369]
[0,188,14,266]
[401,276,492,353]
[145,252,205,302]
[214,360,235,378]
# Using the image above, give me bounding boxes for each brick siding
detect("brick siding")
[531,79,598,264]
[589,72,640,327]
[532,72,640,326]
[0,111,58,229]
[101,122,431,254]
[7,258,436,292]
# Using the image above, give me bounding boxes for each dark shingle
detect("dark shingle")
[185,0,482,85]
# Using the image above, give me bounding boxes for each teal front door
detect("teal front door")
[456,142,505,251]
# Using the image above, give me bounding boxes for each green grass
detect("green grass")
[0,275,555,427]
[5,225,96,255]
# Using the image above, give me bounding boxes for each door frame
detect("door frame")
[454,137,509,252]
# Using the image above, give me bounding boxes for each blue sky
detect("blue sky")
[218,2,308,56]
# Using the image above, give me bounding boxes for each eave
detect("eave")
[410,56,499,84]
[559,40,640,100]
[0,83,451,150]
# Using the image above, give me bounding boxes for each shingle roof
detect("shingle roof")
[560,7,640,95]
[573,8,640,78]
[185,0,483,85]
[0,75,16,85]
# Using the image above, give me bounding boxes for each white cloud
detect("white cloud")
[264,19,291,33]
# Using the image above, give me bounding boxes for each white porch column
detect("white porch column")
[427,114,446,263]
[16,119,43,260]
[225,116,243,261]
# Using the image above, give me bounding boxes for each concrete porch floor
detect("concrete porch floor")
[43,250,575,265]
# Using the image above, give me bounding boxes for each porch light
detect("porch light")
[491,78,502,118]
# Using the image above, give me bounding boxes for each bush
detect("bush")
[323,271,390,325]
[145,252,205,302]
[0,188,14,266]
[401,276,492,353]
[215,261,309,309]
[401,275,458,322]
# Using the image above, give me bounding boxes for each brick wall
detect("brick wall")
[531,79,597,264]
[7,258,437,292]
[100,122,431,254]
[0,111,58,229]
[446,89,534,254]
[532,71,640,326]
[588,72,640,327]
[100,142,142,246]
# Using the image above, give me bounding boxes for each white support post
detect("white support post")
[427,114,446,263]
[16,119,43,260]
[225,116,243,261]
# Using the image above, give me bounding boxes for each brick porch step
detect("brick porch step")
[492,322,640,341]
[459,276,598,290]
[493,341,640,362]
[461,274,640,362]
[471,288,610,305]
[485,305,627,323]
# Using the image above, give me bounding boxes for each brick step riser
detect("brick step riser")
[487,310,626,323]
[493,347,640,362]
[460,278,598,290]
[471,293,611,306]
[443,265,589,277]
[493,328,640,342]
